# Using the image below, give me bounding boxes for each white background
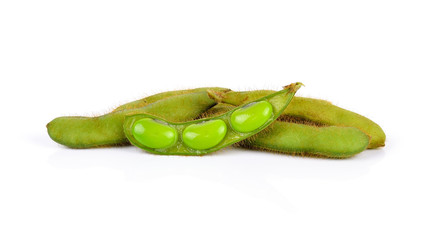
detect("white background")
[1,0,427,239]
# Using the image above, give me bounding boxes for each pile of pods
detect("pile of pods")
[47,83,385,158]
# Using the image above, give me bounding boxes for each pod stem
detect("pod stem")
[206,89,226,103]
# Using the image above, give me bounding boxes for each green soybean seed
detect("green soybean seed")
[182,119,227,150]
[123,82,302,155]
[230,101,273,133]
[47,90,226,148]
[132,118,178,149]
[208,90,385,149]
[200,103,370,158]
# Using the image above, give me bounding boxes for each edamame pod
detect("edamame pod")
[201,103,370,158]
[47,91,226,148]
[208,90,385,149]
[123,82,302,155]
[239,122,370,158]
[112,87,230,112]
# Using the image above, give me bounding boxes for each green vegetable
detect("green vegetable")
[47,90,228,148]
[208,90,385,149]
[123,82,302,155]
[239,121,369,158]
[132,118,178,149]
[182,119,227,150]
[230,101,273,133]
[201,103,370,158]
[113,87,230,112]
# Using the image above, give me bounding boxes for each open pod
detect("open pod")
[123,82,302,155]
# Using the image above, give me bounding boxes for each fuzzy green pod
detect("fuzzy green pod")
[208,90,385,149]
[239,121,369,158]
[47,91,227,148]
[112,87,230,112]
[201,103,370,158]
[123,82,302,155]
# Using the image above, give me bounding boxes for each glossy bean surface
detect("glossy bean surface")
[230,101,273,133]
[132,118,178,149]
[182,119,227,150]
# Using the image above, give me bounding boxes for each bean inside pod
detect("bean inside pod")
[123,82,302,155]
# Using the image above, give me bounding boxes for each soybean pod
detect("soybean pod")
[47,90,227,148]
[201,103,370,158]
[239,122,369,158]
[123,82,302,155]
[113,87,230,112]
[208,90,385,149]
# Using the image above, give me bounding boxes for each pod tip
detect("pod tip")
[283,82,304,92]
